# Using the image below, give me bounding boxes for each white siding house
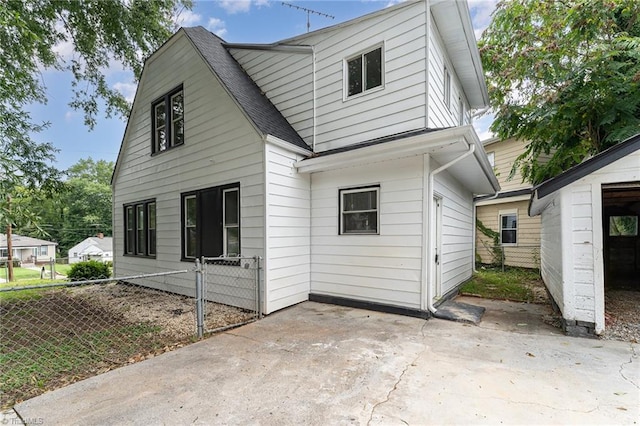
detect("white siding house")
[530,134,640,336]
[112,0,499,317]
[68,235,113,264]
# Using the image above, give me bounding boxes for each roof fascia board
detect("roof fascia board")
[224,43,313,54]
[295,126,473,174]
[476,194,531,207]
[265,134,313,156]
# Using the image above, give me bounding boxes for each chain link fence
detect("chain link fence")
[476,243,540,271]
[198,256,262,336]
[1,258,262,408]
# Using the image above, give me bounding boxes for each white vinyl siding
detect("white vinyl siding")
[428,15,468,129]
[434,169,474,297]
[310,156,424,309]
[113,33,265,297]
[230,49,314,146]
[264,143,311,314]
[538,149,640,334]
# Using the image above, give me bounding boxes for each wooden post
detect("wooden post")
[6,225,14,282]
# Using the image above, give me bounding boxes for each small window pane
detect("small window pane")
[502,215,517,229]
[364,47,382,90]
[487,152,495,167]
[344,190,377,212]
[148,203,156,256]
[502,230,517,244]
[609,216,638,236]
[136,205,146,255]
[185,196,197,258]
[347,56,363,96]
[224,190,239,226]
[126,206,135,254]
[173,118,184,146]
[226,227,239,256]
[155,102,166,127]
[157,128,167,152]
[343,212,377,234]
[171,92,184,119]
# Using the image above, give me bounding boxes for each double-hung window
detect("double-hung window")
[500,213,517,245]
[124,200,156,257]
[181,183,241,260]
[39,246,47,256]
[152,85,184,154]
[346,46,383,97]
[340,186,380,235]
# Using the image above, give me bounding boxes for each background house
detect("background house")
[475,137,541,269]
[112,0,499,317]
[0,233,57,265]
[68,234,113,264]
[529,133,640,336]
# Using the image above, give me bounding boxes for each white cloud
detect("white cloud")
[218,0,271,14]
[468,0,497,40]
[219,0,251,14]
[207,17,228,37]
[64,111,80,122]
[174,9,202,27]
[113,81,138,103]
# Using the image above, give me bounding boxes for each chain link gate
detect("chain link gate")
[195,256,262,337]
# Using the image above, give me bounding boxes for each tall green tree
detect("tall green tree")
[1,0,190,278]
[480,0,640,184]
[17,159,115,255]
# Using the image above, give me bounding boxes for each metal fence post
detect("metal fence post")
[255,256,263,319]
[50,258,55,280]
[195,258,204,339]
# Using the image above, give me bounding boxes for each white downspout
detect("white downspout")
[427,141,476,313]
[312,46,317,152]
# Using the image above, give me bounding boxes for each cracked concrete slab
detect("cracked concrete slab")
[15,301,639,425]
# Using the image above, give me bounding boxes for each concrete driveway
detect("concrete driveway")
[14,300,640,425]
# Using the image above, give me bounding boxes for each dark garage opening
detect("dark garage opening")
[602,184,640,290]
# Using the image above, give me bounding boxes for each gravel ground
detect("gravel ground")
[602,289,640,343]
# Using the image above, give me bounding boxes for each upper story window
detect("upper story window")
[152,85,184,154]
[487,151,495,168]
[346,46,383,98]
[339,186,380,235]
[444,65,451,110]
[458,97,465,125]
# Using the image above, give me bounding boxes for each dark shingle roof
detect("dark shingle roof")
[183,27,310,151]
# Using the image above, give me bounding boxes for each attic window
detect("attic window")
[346,46,383,97]
[152,85,184,154]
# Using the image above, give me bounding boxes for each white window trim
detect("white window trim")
[184,195,197,259]
[339,186,380,235]
[487,151,495,168]
[444,64,451,111]
[343,43,385,101]
[222,188,239,256]
[499,209,518,246]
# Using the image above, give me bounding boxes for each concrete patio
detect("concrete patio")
[11,299,640,425]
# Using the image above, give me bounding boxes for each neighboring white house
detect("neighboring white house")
[112,0,500,317]
[0,233,57,265]
[68,234,114,264]
[530,133,640,336]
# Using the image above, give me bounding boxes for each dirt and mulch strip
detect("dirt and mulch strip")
[460,267,640,343]
[0,282,254,409]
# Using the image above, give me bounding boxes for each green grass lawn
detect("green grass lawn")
[460,267,542,303]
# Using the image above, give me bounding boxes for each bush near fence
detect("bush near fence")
[0,262,259,408]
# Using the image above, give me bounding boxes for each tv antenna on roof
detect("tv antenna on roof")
[281,2,334,32]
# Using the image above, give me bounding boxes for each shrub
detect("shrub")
[67,260,111,281]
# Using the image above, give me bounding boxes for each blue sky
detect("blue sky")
[29,0,497,171]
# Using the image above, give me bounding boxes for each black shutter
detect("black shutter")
[199,187,223,257]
